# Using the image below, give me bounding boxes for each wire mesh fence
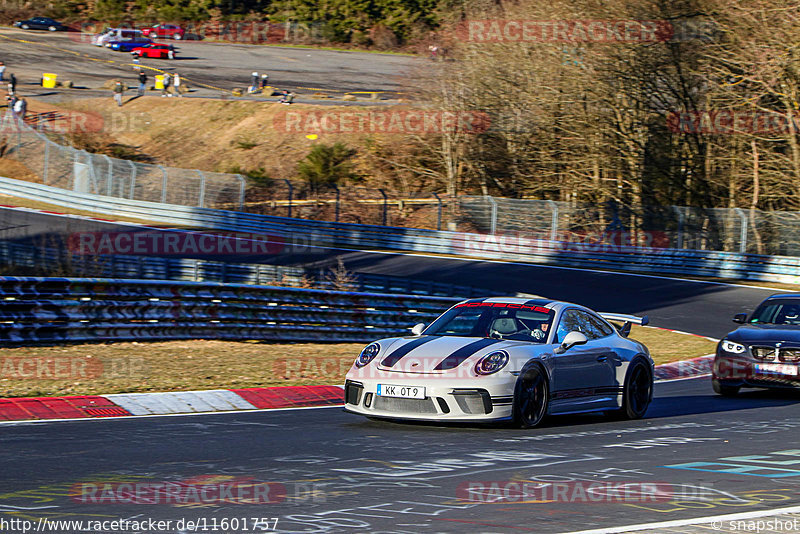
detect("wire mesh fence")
[0,113,245,210]
[5,113,800,255]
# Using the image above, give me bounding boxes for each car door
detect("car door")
[32,18,46,29]
[549,308,618,412]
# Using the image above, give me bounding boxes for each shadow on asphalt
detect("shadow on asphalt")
[341,390,800,433]
[646,390,800,419]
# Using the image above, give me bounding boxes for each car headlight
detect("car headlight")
[475,350,509,375]
[721,340,746,354]
[355,343,380,368]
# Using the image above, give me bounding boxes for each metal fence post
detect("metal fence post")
[127,160,137,199]
[42,140,50,184]
[379,189,388,226]
[102,154,113,196]
[197,170,206,208]
[546,200,558,241]
[486,195,498,235]
[673,206,684,249]
[734,207,748,253]
[159,165,168,203]
[283,179,293,218]
[432,192,442,230]
[236,174,246,211]
[334,185,340,223]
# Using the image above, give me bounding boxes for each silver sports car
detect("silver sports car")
[344,297,653,428]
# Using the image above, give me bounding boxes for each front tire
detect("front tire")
[614,359,652,420]
[48,26,57,31]
[513,365,549,428]
[21,24,29,29]
[712,379,740,396]
[173,34,182,40]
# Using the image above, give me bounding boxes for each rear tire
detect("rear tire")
[613,360,652,420]
[712,379,740,396]
[173,34,182,40]
[513,366,549,429]
[48,26,57,31]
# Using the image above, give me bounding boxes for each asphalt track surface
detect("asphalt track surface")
[2,378,800,534]
[0,27,418,101]
[2,206,800,533]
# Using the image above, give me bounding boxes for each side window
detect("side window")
[556,309,610,342]
[555,309,583,343]
[585,313,614,338]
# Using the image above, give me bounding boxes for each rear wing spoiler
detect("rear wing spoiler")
[599,313,649,338]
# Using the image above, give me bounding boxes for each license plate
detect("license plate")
[377,384,425,399]
[755,363,799,376]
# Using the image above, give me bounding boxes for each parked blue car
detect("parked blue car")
[108,38,152,52]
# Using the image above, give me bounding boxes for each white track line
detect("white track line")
[564,504,800,533]
[0,404,343,426]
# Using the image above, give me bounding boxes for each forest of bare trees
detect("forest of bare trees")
[367,0,800,252]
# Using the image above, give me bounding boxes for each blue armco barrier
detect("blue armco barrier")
[0,277,460,345]
[1,176,800,284]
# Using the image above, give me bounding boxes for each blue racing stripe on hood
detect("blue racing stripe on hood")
[434,338,504,371]
[380,336,442,367]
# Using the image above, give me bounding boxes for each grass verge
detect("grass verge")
[0,326,717,398]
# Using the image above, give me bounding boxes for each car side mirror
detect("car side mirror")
[733,313,748,324]
[554,331,588,354]
[410,323,425,336]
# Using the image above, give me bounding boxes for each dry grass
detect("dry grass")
[630,325,717,366]
[0,327,716,398]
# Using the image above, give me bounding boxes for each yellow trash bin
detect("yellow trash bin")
[42,73,57,88]
[154,75,164,90]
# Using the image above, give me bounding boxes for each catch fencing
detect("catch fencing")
[0,277,460,344]
[0,113,246,209]
[1,176,799,284]
[5,112,800,255]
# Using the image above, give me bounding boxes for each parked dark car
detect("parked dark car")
[14,17,68,31]
[108,38,153,52]
[713,294,800,395]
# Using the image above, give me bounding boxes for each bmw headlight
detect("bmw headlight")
[721,340,746,354]
[475,350,509,375]
[355,343,380,368]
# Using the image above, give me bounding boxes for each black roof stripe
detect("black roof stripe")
[523,298,553,307]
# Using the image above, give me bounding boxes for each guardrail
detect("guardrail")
[1,176,799,284]
[0,277,460,345]
[0,241,490,297]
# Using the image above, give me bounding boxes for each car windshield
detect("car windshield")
[423,303,554,342]
[750,299,800,325]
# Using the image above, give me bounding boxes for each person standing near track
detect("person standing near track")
[161,72,172,97]
[260,73,269,90]
[12,96,26,121]
[173,72,182,97]
[249,71,259,93]
[8,73,16,95]
[113,80,124,106]
[0,62,5,82]
[137,71,147,96]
